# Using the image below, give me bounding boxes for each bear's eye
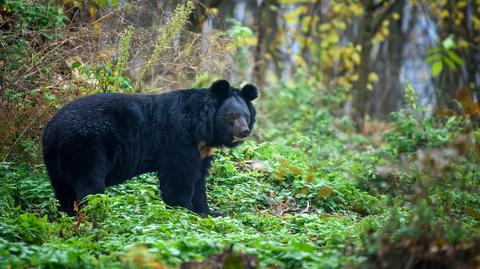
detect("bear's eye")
[225,112,236,119]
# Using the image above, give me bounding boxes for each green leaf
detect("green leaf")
[427,47,442,54]
[442,36,455,49]
[425,54,441,63]
[432,61,443,77]
[446,50,464,65]
[71,61,82,69]
[443,56,456,69]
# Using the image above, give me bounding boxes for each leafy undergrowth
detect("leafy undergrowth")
[2,79,480,268]
[0,133,383,268]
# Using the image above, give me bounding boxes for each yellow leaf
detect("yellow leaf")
[351,52,361,65]
[473,17,480,30]
[440,9,449,18]
[344,59,353,70]
[326,31,340,43]
[368,72,380,82]
[301,16,313,32]
[292,55,307,68]
[318,186,333,198]
[332,19,346,30]
[320,24,331,32]
[333,3,342,13]
[459,39,469,48]
[289,165,302,175]
[392,12,401,20]
[89,6,97,17]
[297,188,309,195]
[373,32,386,42]
[338,77,351,88]
[350,3,363,16]
[207,7,218,15]
[454,0,467,8]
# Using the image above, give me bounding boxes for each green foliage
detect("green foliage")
[1,76,479,268]
[426,35,464,77]
[383,84,464,153]
[0,77,383,268]
[359,84,480,266]
[225,19,255,74]
[135,0,195,91]
[68,26,135,93]
[69,61,133,93]
[259,72,347,140]
[2,0,66,36]
[115,25,134,77]
[190,72,222,88]
[0,0,66,86]
[0,160,371,268]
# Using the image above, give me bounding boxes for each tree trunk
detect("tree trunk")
[352,0,374,130]
[371,0,407,120]
[351,0,403,130]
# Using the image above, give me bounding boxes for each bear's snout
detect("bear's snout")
[238,129,249,138]
[233,117,250,142]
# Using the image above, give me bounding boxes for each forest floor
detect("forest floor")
[0,110,391,268]
[2,80,480,269]
[2,1,479,268]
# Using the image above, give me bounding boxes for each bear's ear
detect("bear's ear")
[240,84,258,101]
[209,79,230,99]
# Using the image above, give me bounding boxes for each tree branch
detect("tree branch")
[371,0,403,36]
[372,0,389,11]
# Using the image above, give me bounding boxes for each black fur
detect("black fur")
[42,80,258,216]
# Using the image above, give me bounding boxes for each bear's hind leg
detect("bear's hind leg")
[74,177,106,203]
[62,149,108,211]
[51,178,76,215]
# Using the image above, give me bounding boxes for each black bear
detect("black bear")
[42,80,258,217]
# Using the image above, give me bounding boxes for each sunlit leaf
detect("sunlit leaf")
[442,36,455,49]
[350,3,363,16]
[368,72,379,83]
[351,52,361,65]
[432,61,443,77]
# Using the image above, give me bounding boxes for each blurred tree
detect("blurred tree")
[351,0,403,130]
[253,0,278,87]
[421,0,480,110]
[370,0,416,120]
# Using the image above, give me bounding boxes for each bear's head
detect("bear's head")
[209,79,258,147]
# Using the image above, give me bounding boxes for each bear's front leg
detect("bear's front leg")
[157,148,201,212]
[191,157,225,217]
[192,177,224,217]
